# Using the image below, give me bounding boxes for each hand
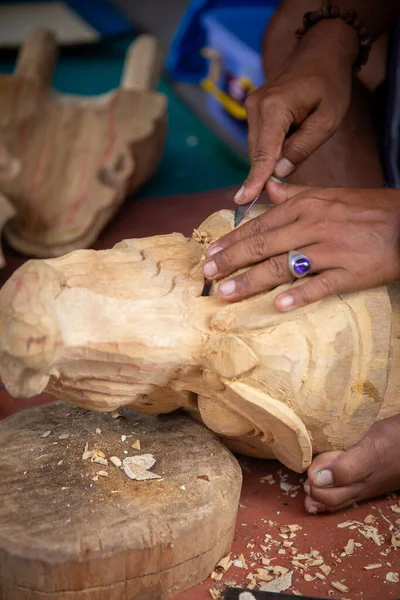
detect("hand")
[236,19,358,205]
[203,179,400,311]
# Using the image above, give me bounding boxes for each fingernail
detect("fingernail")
[276,294,294,311]
[304,483,311,495]
[219,279,236,296]
[314,469,334,488]
[203,260,217,278]
[234,185,246,202]
[207,245,223,257]
[274,158,294,178]
[308,505,318,515]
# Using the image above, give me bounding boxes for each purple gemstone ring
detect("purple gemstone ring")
[288,251,311,278]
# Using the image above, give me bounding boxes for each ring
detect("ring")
[288,251,311,278]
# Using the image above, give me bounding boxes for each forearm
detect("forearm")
[332,0,400,41]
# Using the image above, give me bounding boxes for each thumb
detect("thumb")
[266,178,311,205]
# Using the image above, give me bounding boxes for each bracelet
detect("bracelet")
[295,1,372,72]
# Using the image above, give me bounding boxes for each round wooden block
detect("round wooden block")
[0,402,242,600]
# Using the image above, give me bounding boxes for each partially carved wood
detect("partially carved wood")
[0,207,398,473]
[0,30,166,261]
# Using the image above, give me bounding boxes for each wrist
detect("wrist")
[297,18,359,68]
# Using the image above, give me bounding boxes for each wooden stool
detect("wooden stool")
[0,402,242,599]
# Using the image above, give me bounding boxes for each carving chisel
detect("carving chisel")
[201,194,261,296]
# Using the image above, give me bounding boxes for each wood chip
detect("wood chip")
[344,539,355,555]
[363,563,383,570]
[57,460,63,466]
[210,571,222,581]
[110,456,122,468]
[96,470,108,477]
[40,430,51,438]
[58,433,69,439]
[111,411,121,419]
[319,564,331,576]
[364,514,377,524]
[315,572,326,581]
[131,440,141,450]
[209,588,221,599]
[331,581,349,593]
[256,569,273,582]
[386,572,399,583]
[304,574,315,582]
[96,428,102,434]
[390,504,400,514]
[259,571,293,593]
[391,530,400,548]
[123,454,161,481]
[91,475,99,482]
[280,482,293,493]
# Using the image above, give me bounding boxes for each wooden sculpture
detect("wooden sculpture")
[0,29,166,261]
[1,206,399,474]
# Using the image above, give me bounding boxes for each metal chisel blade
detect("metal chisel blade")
[234,194,260,228]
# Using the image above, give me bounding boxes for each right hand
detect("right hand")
[236,20,359,204]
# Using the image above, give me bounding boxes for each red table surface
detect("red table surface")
[0,188,399,600]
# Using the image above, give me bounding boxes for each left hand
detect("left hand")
[203,179,400,311]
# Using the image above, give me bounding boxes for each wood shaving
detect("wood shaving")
[111,411,121,419]
[363,563,383,570]
[110,456,122,468]
[92,475,98,482]
[123,454,161,481]
[40,430,51,438]
[210,571,223,581]
[344,539,355,555]
[259,571,293,593]
[319,564,331,576]
[331,581,349,593]
[92,455,108,466]
[391,530,400,548]
[58,433,69,439]
[131,440,141,450]
[390,504,400,514]
[386,572,399,583]
[315,572,326,581]
[260,474,274,482]
[215,554,232,572]
[280,482,293,493]
[337,521,354,529]
[57,460,63,466]
[209,588,221,599]
[121,435,127,442]
[304,574,315,582]
[281,524,302,533]
[272,566,289,575]
[96,470,108,477]
[95,428,101,434]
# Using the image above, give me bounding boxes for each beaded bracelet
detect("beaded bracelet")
[295,1,372,72]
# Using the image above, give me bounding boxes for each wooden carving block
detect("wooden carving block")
[0,207,399,473]
[0,29,167,262]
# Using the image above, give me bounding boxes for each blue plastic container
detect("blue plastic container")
[200,6,275,145]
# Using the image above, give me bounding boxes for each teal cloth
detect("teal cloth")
[0,37,248,196]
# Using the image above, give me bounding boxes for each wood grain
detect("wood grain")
[0,401,242,599]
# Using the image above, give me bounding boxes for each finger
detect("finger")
[237,97,292,204]
[274,268,354,312]
[276,107,336,176]
[216,243,336,302]
[207,203,299,259]
[266,178,312,205]
[245,93,259,166]
[204,222,319,280]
